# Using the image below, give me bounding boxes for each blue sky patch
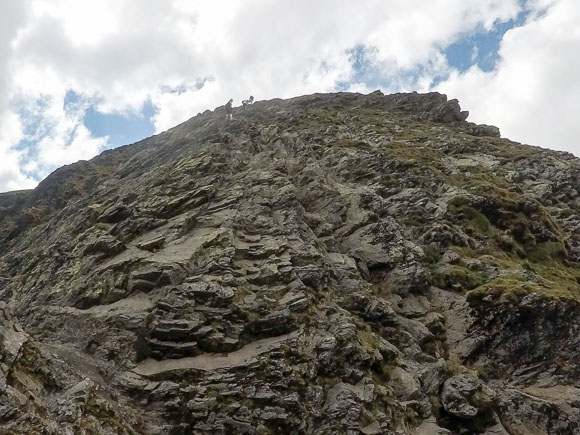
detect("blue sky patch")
[338,10,529,92]
[445,11,528,72]
[337,44,385,91]
[83,101,156,148]
[64,90,156,148]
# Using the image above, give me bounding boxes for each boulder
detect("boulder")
[441,374,495,418]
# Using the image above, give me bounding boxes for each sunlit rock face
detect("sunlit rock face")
[0,91,579,434]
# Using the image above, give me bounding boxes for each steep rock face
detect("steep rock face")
[0,91,579,434]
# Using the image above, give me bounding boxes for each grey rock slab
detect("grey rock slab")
[411,416,452,434]
[133,329,302,376]
[442,154,500,170]
[136,236,166,251]
[360,421,382,435]
[441,374,495,418]
[390,367,422,400]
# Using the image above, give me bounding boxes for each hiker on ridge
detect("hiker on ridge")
[225,99,233,120]
[242,96,254,107]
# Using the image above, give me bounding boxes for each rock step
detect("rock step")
[146,338,199,359]
[136,236,166,251]
[151,327,194,341]
[156,319,199,329]
[151,319,201,341]
[135,330,303,376]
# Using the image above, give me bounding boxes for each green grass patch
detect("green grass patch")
[464,253,580,302]
[430,264,485,291]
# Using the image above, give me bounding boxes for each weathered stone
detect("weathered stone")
[136,236,166,251]
[390,367,422,400]
[83,233,126,257]
[467,122,501,138]
[412,416,452,434]
[418,359,446,396]
[0,303,29,389]
[441,374,495,419]
[179,281,235,307]
[97,204,132,223]
[342,293,397,325]
[127,278,157,293]
[1,90,579,433]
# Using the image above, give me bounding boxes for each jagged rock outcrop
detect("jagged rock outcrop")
[0,90,579,434]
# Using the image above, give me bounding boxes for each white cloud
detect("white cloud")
[436,0,580,154]
[31,93,109,171]
[148,0,522,129]
[1,0,544,193]
[0,113,37,191]
[0,0,36,191]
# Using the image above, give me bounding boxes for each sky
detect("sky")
[0,0,578,192]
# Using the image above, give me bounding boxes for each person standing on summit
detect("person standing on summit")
[242,96,254,107]
[225,99,233,120]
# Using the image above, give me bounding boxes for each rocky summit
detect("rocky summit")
[0,90,579,434]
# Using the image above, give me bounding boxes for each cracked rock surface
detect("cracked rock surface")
[0,91,579,433]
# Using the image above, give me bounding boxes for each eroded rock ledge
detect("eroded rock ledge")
[0,91,578,434]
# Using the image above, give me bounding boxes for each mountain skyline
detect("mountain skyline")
[1,0,579,192]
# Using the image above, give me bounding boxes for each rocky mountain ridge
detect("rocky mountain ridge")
[0,90,579,434]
